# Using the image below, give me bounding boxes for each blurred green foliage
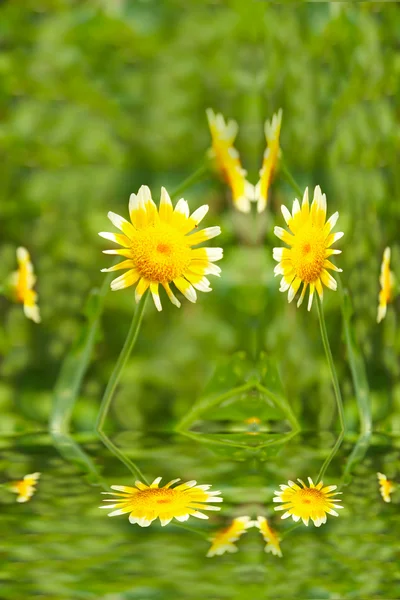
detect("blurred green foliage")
[0,0,399,437]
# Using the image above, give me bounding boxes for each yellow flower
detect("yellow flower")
[9,472,40,503]
[206,516,253,557]
[273,186,343,311]
[254,516,282,557]
[99,186,223,311]
[100,477,223,527]
[377,247,395,323]
[10,247,41,323]
[206,108,254,213]
[273,477,343,527]
[377,472,394,503]
[255,108,282,213]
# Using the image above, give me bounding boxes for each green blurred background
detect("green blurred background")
[0,0,399,433]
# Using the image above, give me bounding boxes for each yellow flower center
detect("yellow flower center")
[294,487,326,510]
[291,224,326,283]
[130,224,192,283]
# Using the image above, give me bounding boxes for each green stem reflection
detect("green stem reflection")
[316,295,346,433]
[171,163,209,200]
[96,290,149,431]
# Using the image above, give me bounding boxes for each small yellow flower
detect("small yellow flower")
[273,186,343,311]
[254,516,282,557]
[206,108,254,213]
[273,477,343,527]
[100,477,223,527]
[377,247,395,323]
[99,186,223,311]
[255,108,282,213]
[10,247,41,323]
[9,472,40,503]
[377,472,394,503]
[206,516,253,557]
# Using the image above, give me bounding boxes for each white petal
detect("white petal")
[190,205,209,225]
[174,198,190,218]
[281,205,292,225]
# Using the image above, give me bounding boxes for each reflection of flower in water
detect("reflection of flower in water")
[244,416,261,435]
[9,472,41,503]
[273,477,343,527]
[273,186,343,311]
[254,108,282,214]
[206,516,253,557]
[10,247,41,323]
[377,472,394,503]
[99,185,223,311]
[206,108,254,213]
[254,516,282,557]
[377,248,395,323]
[100,477,223,527]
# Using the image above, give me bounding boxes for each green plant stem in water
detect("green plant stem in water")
[96,289,149,431]
[170,163,209,200]
[316,295,346,433]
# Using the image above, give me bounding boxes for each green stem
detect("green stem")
[171,164,209,200]
[97,429,149,485]
[256,383,301,432]
[96,289,149,431]
[340,431,371,488]
[338,277,372,434]
[316,430,344,484]
[50,273,112,433]
[51,431,109,489]
[175,383,253,431]
[280,159,303,198]
[316,295,346,433]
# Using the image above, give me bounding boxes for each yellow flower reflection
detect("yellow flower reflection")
[9,472,40,503]
[273,477,343,527]
[99,186,223,311]
[255,108,282,213]
[10,247,41,323]
[273,186,343,311]
[254,516,282,557]
[206,108,254,213]
[207,516,253,557]
[100,477,223,527]
[377,472,394,503]
[377,247,395,323]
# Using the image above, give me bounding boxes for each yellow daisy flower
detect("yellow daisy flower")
[273,477,343,527]
[206,516,253,557]
[9,472,40,503]
[254,516,282,557]
[255,108,282,213]
[273,186,344,311]
[99,186,223,311]
[377,472,394,503]
[10,247,41,323]
[377,247,395,323]
[206,108,254,213]
[100,477,223,527]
